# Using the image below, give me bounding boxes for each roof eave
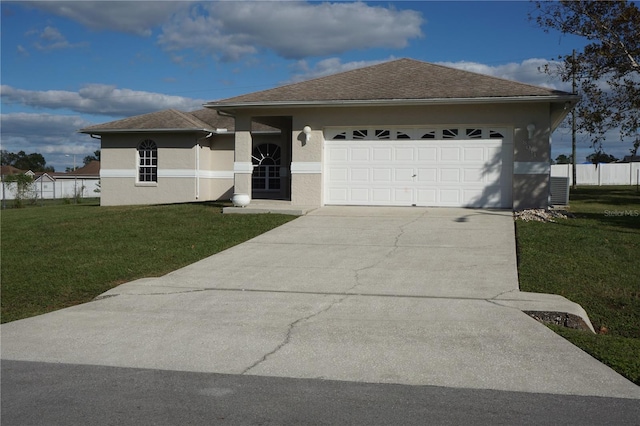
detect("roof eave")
[77,128,216,135]
[205,94,580,111]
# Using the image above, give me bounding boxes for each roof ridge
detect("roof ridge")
[207,57,573,107]
[208,58,403,103]
[170,109,211,129]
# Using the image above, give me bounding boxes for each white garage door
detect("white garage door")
[324,127,512,208]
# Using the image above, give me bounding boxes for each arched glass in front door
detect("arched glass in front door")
[252,144,281,191]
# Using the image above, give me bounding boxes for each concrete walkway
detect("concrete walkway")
[2,207,639,399]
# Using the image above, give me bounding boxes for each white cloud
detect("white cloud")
[1,85,206,117]
[26,2,423,62]
[29,1,190,36]
[0,113,99,171]
[159,1,423,61]
[289,57,394,83]
[29,25,87,51]
[436,58,572,92]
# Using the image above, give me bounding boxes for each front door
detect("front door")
[252,143,282,197]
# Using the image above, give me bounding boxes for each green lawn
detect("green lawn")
[516,186,640,385]
[1,201,295,323]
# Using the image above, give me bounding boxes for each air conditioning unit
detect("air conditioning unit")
[550,176,570,206]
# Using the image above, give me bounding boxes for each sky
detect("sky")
[0,0,630,172]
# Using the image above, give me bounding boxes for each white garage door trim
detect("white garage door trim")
[324,127,513,208]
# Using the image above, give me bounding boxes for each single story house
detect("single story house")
[33,160,102,199]
[1,162,101,200]
[81,58,578,209]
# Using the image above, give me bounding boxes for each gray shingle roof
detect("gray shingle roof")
[206,58,573,108]
[79,109,231,133]
[79,108,277,134]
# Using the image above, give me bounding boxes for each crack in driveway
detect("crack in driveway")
[240,293,348,375]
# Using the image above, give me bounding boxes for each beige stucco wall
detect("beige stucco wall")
[99,104,558,208]
[100,132,235,206]
[237,102,554,208]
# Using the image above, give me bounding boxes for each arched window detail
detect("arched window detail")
[352,129,368,139]
[138,139,157,182]
[332,132,347,140]
[442,128,459,139]
[466,128,482,139]
[420,130,436,139]
[252,144,281,191]
[375,129,391,139]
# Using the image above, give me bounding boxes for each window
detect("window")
[374,129,391,139]
[442,128,459,139]
[420,130,436,139]
[489,130,504,139]
[324,127,509,141]
[332,131,347,140]
[352,129,368,139]
[466,128,482,139]
[138,140,157,182]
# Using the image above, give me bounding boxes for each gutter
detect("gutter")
[77,128,217,135]
[204,94,580,111]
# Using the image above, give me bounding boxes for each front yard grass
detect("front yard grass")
[516,186,640,385]
[1,201,295,323]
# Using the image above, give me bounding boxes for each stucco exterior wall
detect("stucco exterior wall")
[100,132,235,206]
[241,102,553,209]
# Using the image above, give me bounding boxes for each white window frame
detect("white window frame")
[137,139,158,185]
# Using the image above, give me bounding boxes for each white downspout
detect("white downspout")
[195,140,200,200]
[196,133,213,200]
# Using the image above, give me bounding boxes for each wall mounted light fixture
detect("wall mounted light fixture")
[527,123,536,140]
[303,126,312,145]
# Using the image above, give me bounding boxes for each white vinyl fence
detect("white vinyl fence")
[551,163,640,186]
[1,178,100,201]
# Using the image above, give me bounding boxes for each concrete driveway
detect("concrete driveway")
[2,207,639,399]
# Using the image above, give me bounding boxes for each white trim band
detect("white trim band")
[199,170,234,179]
[101,169,234,179]
[158,169,193,178]
[290,162,322,174]
[234,162,254,173]
[513,162,550,175]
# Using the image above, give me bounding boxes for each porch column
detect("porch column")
[233,115,252,196]
[290,121,323,207]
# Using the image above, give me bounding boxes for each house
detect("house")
[80,109,279,206]
[81,58,578,209]
[33,160,102,199]
[1,162,102,201]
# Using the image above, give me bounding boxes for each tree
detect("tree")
[586,151,619,164]
[555,154,572,164]
[83,150,101,165]
[0,150,54,172]
[3,173,36,208]
[531,1,640,151]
